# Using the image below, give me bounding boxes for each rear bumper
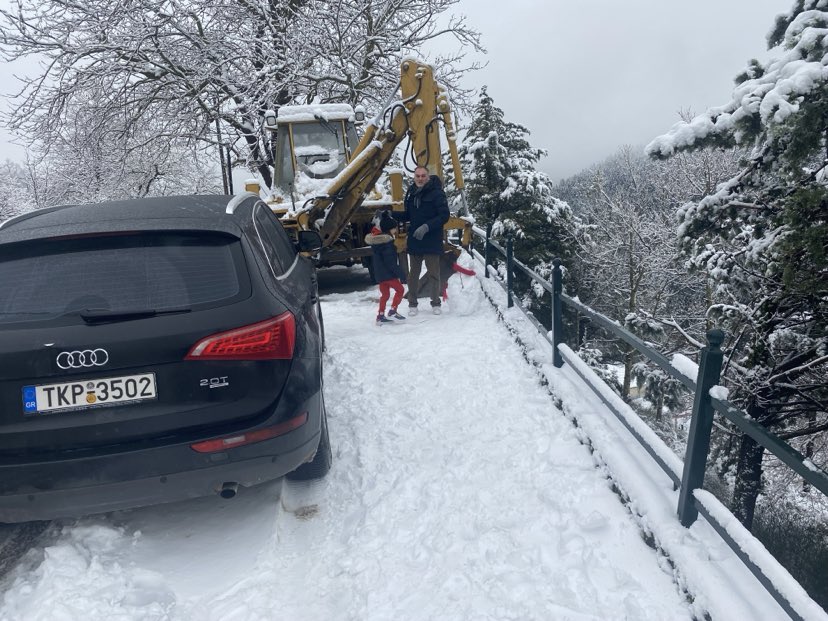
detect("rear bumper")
[0,394,322,523]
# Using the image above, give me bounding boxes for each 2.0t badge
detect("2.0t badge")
[56,349,110,369]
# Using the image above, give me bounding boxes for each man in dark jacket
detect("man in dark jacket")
[400,166,450,315]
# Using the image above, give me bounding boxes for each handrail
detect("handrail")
[471,247,551,339]
[515,256,555,295]
[487,237,506,255]
[472,226,828,500]
[712,397,828,496]
[561,293,696,391]
[470,225,827,621]
[559,344,683,487]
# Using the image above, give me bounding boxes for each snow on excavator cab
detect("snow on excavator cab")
[266,104,361,201]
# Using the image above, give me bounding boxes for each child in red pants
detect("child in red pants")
[365,211,407,324]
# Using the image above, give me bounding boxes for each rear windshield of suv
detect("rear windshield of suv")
[0,232,246,324]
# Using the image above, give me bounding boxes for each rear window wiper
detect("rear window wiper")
[79,307,192,324]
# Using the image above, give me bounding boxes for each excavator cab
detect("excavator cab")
[262,103,394,270]
[266,105,362,204]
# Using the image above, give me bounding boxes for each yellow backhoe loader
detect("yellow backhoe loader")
[245,58,472,287]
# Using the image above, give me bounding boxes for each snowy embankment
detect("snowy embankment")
[0,253,813,620]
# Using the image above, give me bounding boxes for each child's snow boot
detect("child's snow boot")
[388,308,406,320]
[376,313,391,325]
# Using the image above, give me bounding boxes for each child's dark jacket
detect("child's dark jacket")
[365,231,406,283]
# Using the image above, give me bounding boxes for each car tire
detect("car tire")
[287,402,332,481]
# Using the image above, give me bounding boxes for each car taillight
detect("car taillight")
[185,312,295,360]
[190,412,308,453]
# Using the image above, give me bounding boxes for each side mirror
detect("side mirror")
[354,105,366,123]
[297,230,323,253]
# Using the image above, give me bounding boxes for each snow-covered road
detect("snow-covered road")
[0,260,805,620]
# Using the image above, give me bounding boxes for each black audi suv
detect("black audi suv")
[0,194,330,522]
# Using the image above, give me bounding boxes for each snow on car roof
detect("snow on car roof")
[0,195,245,244]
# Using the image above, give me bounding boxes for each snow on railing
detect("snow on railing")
[469,226,828,621]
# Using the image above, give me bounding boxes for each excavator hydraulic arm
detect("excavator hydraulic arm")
[299,59,468,248]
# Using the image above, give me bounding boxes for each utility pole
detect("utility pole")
[214,99,229,194]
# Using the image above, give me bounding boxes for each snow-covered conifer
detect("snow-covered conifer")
[647,1,828,529]
[460,86,572,267]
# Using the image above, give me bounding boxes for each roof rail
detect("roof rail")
[0,205,75,231]
[225,192,260,215]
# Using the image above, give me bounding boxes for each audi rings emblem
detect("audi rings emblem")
[56,349,110,369]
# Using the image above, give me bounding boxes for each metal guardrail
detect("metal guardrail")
[470,226,828,621]
[559,293,696,391]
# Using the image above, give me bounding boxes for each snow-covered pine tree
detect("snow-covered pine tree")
[647,1,828,529]
[460,86,574,329]
[460,86,573,268]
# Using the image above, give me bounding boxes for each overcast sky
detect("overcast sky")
[0,0,793,183]
[444,0,792,181]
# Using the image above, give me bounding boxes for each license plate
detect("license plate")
[22,373,157,415]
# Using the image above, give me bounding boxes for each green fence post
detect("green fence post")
[506,238,514,308]
[551,258,563,368]
[677,328,725,527]
[484,229,490,279]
